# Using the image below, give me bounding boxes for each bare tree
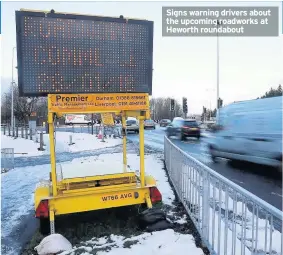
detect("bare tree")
[150,97,183,121]
[1,84,46,124]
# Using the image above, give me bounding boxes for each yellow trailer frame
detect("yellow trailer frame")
[34,93,162,234]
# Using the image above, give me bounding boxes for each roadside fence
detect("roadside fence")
[2,125,45,152]
[164,135,282,255]
[1,148,14,173]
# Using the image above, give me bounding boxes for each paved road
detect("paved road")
[44,125,282,210]
[127,126,282,211]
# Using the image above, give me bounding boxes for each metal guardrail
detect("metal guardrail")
[164,136,282,255]
[1,148,15,172]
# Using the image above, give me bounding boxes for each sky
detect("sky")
[1,1,283,114]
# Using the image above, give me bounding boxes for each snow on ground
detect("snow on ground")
[1,133,44,157]
[60,155,131,179]
[2,138,201,255]
[56,153,201,254]
[1,131,122,158]
[1,163,51,255]
[45,132,122,153]
[59,153,175,205]
[60,229,203,255]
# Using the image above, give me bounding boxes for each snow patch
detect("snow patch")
[45,132,122,153]
[1,133,44,157]
[59,229,203,255]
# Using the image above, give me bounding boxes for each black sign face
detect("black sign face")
[15,11,153,96]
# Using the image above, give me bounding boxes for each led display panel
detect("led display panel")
[15,10,153,96]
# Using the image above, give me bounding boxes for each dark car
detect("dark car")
[160,119,171,127]
[166,118,201,140]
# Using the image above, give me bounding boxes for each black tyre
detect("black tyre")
[39,217,50,235]
[178,132,185,141]
[197,135,200,140]
[136,130,139,134]
[209,145,218,163]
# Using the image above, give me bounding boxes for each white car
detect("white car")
[125,118,139,133]
[208,96,282,172]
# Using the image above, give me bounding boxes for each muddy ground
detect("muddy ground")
[21,201,209,255]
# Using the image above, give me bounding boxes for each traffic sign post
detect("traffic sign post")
[170,99,175,112]
[182,97,188,118]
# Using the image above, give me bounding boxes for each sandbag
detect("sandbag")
[146,220,172,232]
[34,234,72,255]
[140,208,166,225]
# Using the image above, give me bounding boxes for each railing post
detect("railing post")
[21,126,24,138]
[39,132,44,151]
[101,124,105,142]
[69,134,74,145]
[202,171,209,243]
[169,140,172,175]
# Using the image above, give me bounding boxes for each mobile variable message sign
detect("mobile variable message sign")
[16,10,154,97]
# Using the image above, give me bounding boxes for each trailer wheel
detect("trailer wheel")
[39,217,50,235]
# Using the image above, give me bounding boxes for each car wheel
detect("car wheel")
[136,130,139,134]
[277,164,282,174]
[209,145,218,163]
[178,132,185,141]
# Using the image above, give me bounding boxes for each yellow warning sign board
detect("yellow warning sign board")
[48,93,149,113]
[101,113,114,126]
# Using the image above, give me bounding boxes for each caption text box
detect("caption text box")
[162,6,279,36]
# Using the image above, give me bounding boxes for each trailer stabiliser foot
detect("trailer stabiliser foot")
[50,210,55,234]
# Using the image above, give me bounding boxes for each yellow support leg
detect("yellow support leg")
[139,117,145,187]
[48,113,58,197]
[122,115,127,172]
[49,209,55,234]
[145,193,153,209]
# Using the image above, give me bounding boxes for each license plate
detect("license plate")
[190,128,197,130]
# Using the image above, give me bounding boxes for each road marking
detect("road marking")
[271,192,283,198]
